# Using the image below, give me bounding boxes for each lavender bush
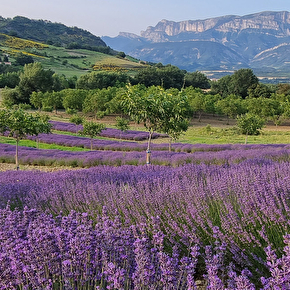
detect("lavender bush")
[0,206,290,289]
[1,158,290,287]
[50,120,168,141]
[1,142,290,168]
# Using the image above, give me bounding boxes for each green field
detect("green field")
[0,33,146,77]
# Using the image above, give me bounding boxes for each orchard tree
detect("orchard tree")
[215,94,246,124]
[115,117,130,140]
[42,91,64,113]
[122,85,190,162]
[81,121,105,150]
[69,115,84,134]
[121,85,164,163]
[83,87,116,118]
[236,113,265,144]
[0,109,52,170]
[159,91,190,151]
[30,91,46,111]
[62,89,88,112]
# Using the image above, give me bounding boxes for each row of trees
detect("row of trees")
[0,62,212,103]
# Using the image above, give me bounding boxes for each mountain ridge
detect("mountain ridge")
[102,11,290,77]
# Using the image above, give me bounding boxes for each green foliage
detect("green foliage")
[211,69,259,98]
[18,62,55,103]
[215,94,246,119]
[184,71,210,89]
[62,89,88,111]
[132,64,186,89]
[158,90,190,150]
[121,85,190,152]
[81,121,105,150]
[115,117,130,132]
[236,113,265,137]
[1,87,20,108]
[0,72,20,88]
[14,53,34,66]
[30,91,45,110]
[69,114,84,133]
[42,91,64,113]
[76,71,128,90]
[0,109,52,169]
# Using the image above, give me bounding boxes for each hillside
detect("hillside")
[103,11,290,80]
[0,33,146,77]
[0,16,106,49]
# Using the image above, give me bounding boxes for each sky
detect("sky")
[1,0,290,37]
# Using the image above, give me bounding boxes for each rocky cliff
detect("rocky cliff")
[102,11,290,77]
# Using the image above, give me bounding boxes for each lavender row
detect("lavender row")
[28,131,290,153]
[2,158,290,288]
[50,120,168,141]
[2,142,290,168]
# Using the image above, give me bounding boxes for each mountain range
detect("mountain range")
[102,11,290,78]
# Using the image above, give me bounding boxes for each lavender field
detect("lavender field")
[1,125,290,288]
[50,120,167,141]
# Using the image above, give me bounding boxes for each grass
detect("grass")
[0,136,90,151]
[178,126,290,145]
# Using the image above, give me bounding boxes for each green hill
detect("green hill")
[0,33,146,78]
[0,16,106,49]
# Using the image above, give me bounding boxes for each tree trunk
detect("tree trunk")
[245,132,248,144]
[146,131,153,165]
[90,138,93,151]
[16,137,19,170]
[168,137,172,152]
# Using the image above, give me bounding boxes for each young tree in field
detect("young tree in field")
[158,91,190,151]
[236,113,265,144]
[69,115,84,134]
[81,121,105,150]
[0,109,52,170]
[115,117,130,140]
[121,85,165,164]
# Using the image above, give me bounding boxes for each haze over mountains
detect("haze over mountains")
[102,11,290,77]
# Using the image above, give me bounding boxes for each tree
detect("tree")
[81,121,105,150]
[69,115,84,134]
[121,85,164,163]
[83,87,116,118]
[30,91,46,111]
[76,71,128,90]
[17,62,54,104]
[184,71,210,89]
[158,91,190,151]
[215,94,246,124]
[236,113,265,144]
[230,69,259,98]
[0,72,20,88]
[14,53,34,66]
[115,117,130,140]
[62,89,88,112]
[42,91,64,113]
[121,85,190,161]
[1,87,21,108]
[0,109,52,170]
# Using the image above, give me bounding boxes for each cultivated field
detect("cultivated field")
[1,115,290,289]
